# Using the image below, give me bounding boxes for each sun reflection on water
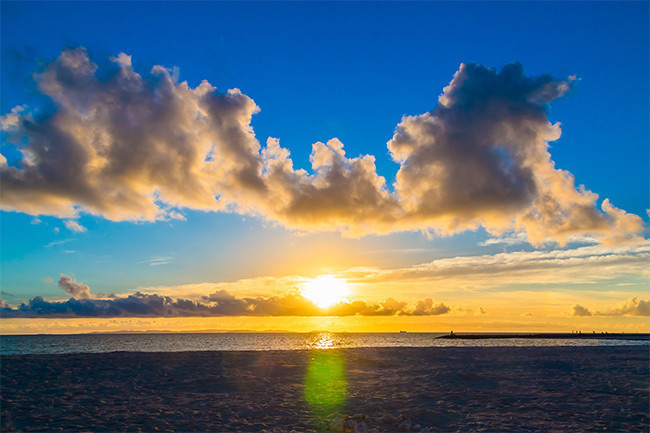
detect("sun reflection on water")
[307,332,338,349]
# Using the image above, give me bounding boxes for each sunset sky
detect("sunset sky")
[1,1,648,334]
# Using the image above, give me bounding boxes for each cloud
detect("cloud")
[125,241,648,313]
[572,304,592,317]
[64,220,87,233]
[354,241,650,287]
[0,48,262,222]
[479,232,530,246]
[572,298,650,317]
[595,297,650,317]
[1,291,14,297]
[0,49,644,245]
[58,274,91,299]
[411,298,451,316]
[0,105,23,130]
[139,256,172,266]
[0,286,450,318]
[45,239,70,248]
[387,63,642,245]
[125,241,648,309]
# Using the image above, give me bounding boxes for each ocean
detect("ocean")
[2,332,648,355]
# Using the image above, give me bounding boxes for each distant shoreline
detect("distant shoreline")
[438,332,649,341]
[1,330,649,338]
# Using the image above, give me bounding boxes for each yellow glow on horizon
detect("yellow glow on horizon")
[301,275,350,309]
[1,314,649,335]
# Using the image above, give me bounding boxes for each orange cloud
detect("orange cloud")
[0,275,451,318]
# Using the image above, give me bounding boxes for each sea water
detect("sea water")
[1,332,648,355]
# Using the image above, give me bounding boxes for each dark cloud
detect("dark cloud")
[0,289,451,318]
[1,49,643,244]
[1,291,14,297]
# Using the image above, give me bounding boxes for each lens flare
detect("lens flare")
[303,344,347,419]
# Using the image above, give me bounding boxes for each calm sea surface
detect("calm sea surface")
[1,332,648,355]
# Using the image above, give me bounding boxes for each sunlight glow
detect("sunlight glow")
[301,275,350,309]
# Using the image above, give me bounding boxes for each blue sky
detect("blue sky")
[1,2,648,332]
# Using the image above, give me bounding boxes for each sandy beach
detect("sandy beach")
[2,346,648,432]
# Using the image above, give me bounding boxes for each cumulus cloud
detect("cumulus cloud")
[572,298,649,317]
[387,63,642,245]
[572,304,592,317]
[0,287,451,318]
[58,274,91,299]
[0,49,644,244]
[411,298,451,315]
[595,297,650,317]
[0,48,263,222]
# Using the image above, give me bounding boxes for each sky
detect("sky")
[1,1,648,334]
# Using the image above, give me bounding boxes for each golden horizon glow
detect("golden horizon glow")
[301,275,350,309]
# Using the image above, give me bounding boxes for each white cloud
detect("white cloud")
[0,105,24,130]
[0,50,644,245]
[139,256,172,266]
[479,232,529,246]
[64,220,87,233]
[353,241,650,289]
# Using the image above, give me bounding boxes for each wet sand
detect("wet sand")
[2,346,648,432]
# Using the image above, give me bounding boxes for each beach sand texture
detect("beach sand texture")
[2,346,648,432]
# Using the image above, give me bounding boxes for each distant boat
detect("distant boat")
[399,330,407,333]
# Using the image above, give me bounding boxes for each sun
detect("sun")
[301,275,350,309]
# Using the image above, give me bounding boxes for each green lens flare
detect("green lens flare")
[304,350,347,419]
